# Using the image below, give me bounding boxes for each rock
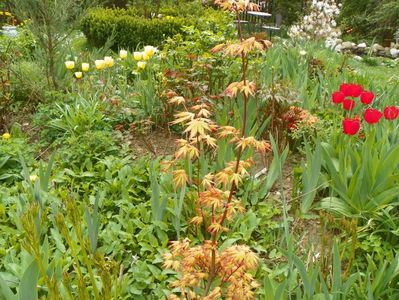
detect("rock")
[353,55,363,61]
[357,43,367,49]
[390,48,399,58]
[335,39,343,44]
[341,41,354,50]
[371,43,384,52]
[335,44,342,52]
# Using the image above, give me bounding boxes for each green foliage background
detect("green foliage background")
[339,0,399,43]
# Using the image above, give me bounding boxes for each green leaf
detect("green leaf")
[263,276,275,300]
[150,160,168,222]
[18,260,39,300]
[0,273,16,300]
[301,139,322,214]
[332,241,342,298]
[85,191,101,254]
[320,197,353,217]
[259,135,288,198]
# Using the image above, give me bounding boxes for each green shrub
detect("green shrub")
[56,130,121,172]
[0,126,34,185]
[81,6,231,50]
[340,0,399,43]
[49,97,111,138]
[274,0,304,26]
[81,7,191,49]
[10,60,46,106]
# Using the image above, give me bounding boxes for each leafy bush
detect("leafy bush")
[274,0,304,26]
[340,0,399,42]
[49,97,111,138]
[0,128,34,185]
[56,130,121,171]
[10,60,46,106]
[0,27,40,116]
[81,8,191,50]
[81,6,231,50]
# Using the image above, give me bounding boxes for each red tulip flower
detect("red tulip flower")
[349,84,363,97]
[332,91,345,104]
[364,108,382,124]
[342,118,360,135]
[343,99,355,110]
[340,83,351,96]
[384,106,399,120]
[360,91,375,105]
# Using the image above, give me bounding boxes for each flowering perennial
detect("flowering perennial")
[63,45,158,79]
[289,0,341,42]
[331,83,399,135]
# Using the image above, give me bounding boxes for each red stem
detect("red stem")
[204,8,249,295]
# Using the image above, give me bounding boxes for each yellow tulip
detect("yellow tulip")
[104,56,114,67]
[119,50,128,59]
[2,133,11,140]
[142,52,151,61]
[75,72,83,79]
[95,59,105,70]
[29,175,38,182]
[133,52,143,61]
[137,61,147,70]
[144,46,157,57]
[65,61,75,70]
[82,63,90,72]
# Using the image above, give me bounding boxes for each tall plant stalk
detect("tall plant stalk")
[205,12,248,294]
[163,1,272,298]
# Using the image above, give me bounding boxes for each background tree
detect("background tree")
[273,0,304,26]
[12,0,94,89]
[339,0,399,44]
[371,0,399,44]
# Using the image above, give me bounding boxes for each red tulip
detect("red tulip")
[343,99,355,110]
[340,84,351,96]
[384,106,399,120]
[360,91,375,105]
[332,91,345,104]
[342,118,360,135]
[364,108,382,124]
[340,83,363,97]
[348,84,363,97]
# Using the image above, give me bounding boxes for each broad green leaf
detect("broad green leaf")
[0,274,16,300]
[18,260,39,300]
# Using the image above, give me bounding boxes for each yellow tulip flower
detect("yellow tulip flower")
[65,61,75,70]
[142,52,151,61]
[144,46,157,57]
[82,63,90,72]
[95,59,105,70]
[29,175,38,182]
[137,61,147,70]
[119,50,128,59]
[75,72,83,79]
[104,56,114,67]
[2,133,11,140]
[133,52,143,61]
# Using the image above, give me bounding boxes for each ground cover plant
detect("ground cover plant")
[1,0,399,299]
